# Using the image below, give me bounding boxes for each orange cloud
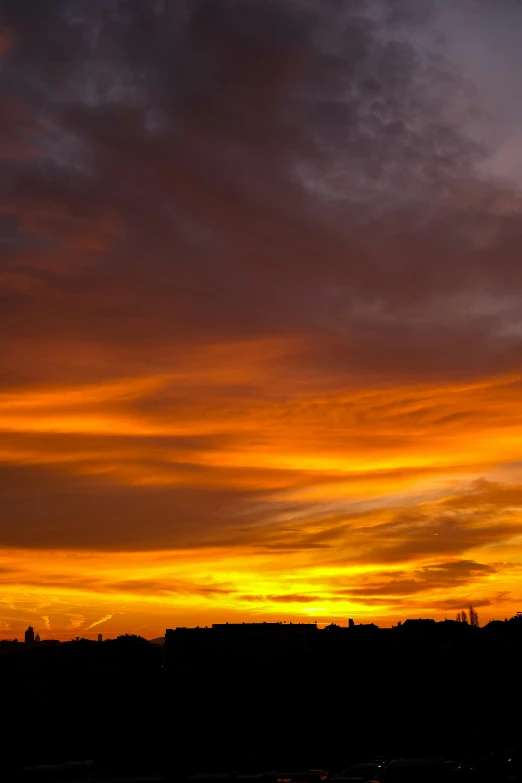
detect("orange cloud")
[1,363,522,638]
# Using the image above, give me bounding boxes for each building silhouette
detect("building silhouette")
[166,621,321,668]
[24,626,35,645]
[164,613,519,672]
[98,633,103,643]
[35,632,41,643]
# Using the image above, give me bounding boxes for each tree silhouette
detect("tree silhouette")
[113,633,149,645]
[456,608,479,625]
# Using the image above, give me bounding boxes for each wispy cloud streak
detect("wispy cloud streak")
[85,614,114,630]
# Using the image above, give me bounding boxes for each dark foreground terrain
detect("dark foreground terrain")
[2,624,521,781]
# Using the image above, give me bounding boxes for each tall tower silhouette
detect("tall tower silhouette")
[25,626,35,645]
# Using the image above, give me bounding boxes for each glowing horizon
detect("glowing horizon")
[2,364,522,640]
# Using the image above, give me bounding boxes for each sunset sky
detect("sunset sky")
[3,0,522,640]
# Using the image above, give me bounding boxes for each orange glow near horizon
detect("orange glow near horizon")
[2,348,522,640]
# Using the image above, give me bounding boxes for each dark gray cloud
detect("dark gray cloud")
[0,463,265,549]
[1,0,522,385]
[338,560,496,598]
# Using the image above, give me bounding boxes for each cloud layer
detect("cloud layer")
[2,0,522,635]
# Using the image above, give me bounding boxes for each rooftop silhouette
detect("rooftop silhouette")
[165,610,522,668]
